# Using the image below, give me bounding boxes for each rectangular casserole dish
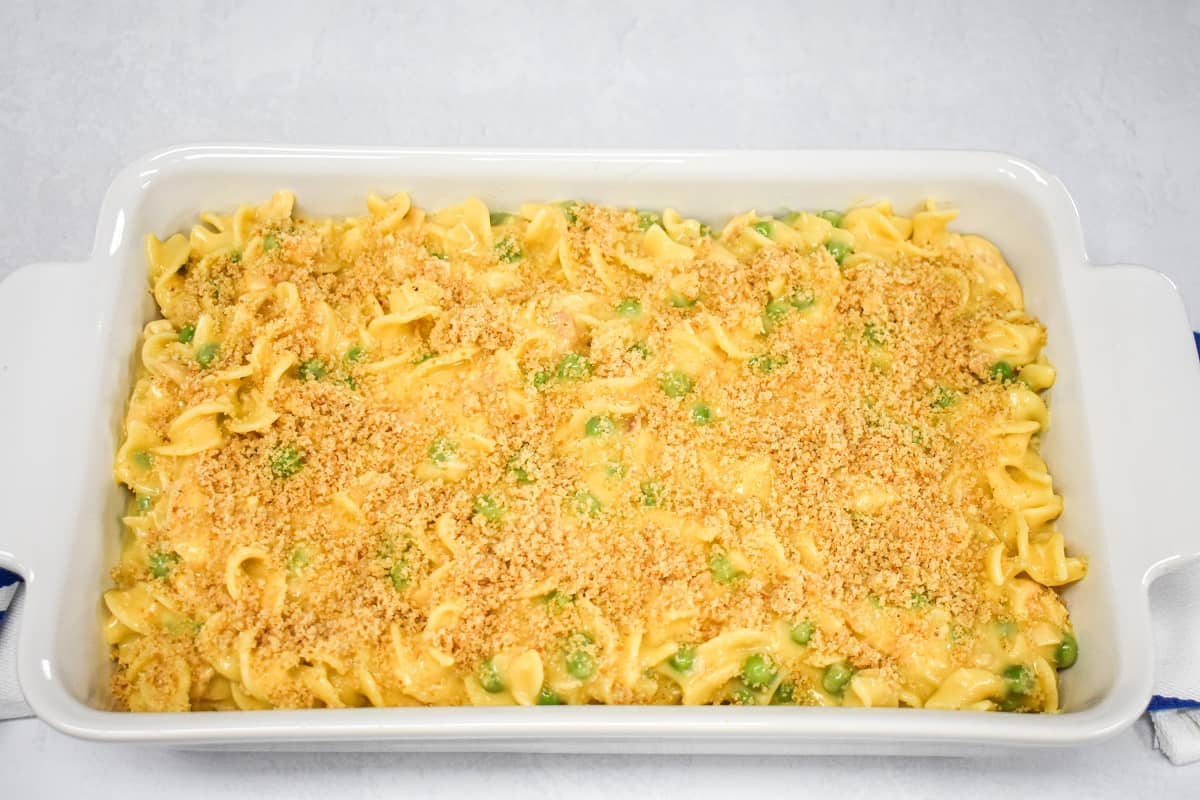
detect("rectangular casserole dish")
[1,145,1197,753]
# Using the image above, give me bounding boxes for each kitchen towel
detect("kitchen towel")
[0,568,30,720]
[1148,557,1200,765]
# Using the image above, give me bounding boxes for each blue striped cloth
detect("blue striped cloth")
[1151,695,1200,712]
[0,565,24,720]
[0,568,16,626]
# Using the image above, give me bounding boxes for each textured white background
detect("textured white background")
[1,0,1198,795]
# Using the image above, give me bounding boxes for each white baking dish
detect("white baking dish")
[1,146,1197,753]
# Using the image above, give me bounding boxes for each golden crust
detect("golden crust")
[106,196,1080,711]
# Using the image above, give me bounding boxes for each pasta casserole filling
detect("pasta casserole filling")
[105,192,1084,712]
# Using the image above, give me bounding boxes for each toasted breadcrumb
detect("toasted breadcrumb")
[108,197,1066,710]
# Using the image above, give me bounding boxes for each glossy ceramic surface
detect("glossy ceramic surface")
[1,146,1197,751]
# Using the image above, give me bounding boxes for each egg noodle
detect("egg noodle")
[105,191,1085,712]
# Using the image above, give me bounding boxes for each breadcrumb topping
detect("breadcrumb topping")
[107,196,1073,711]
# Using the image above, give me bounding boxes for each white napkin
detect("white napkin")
[0,569,31,720]
[1146,332,1200,764]
[1149,561,1200,764]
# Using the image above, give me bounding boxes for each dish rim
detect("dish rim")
[2,144,1198,749]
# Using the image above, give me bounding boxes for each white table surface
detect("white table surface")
[1,0,1198,795]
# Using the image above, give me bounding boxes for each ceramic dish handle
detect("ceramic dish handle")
[1079,263,1200,586]
[0,261,93,580]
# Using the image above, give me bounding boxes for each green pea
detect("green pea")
[826,239,852,264]
[344,345,366,363]
[557,200,580,225]
[789,288,816,311]
[933,386,956,408]
[269,444,305,478]
[910,590,930,609]
[765,297,793,318]
[789,619,815,646]
[478,659,504,693]
[763,297,792,333]
[658,370,693,398]
[229,250,242,263]
[195,342,219,368]
[817,210,844,227]
[148,550,180,579]
[748,353,785,374]
[287,546,310,573]
[998,693,1026,712]
[752,220,773,238]
[994,619,1018,640]
[639,480,664,507]
[542,589,575,610]
[566,650,595,680]
[536,686,563,705]
[668,293,699,309]
[556,352,592,381]
[472,493,504,522]
[668,644,696,673]
[822,662,854,695]
[772,681,796,705]
[135,494,155,513]
[165,618,202,637]
[989,361,1017,383]
[863,322,886,347]
[489,212,514,226]
[428,437,457,465]
[614,298,642,318]
[710,552,741,583]
[636,210,661,231]
[494,235,522,263]
[741,654,777,689]
[628,341,652,360]
[337,375,357,390]
[729,686,756,705]
[177,324,195,344]
[603,461,627,478]
[765,289,816,333]
[298,359,327,381]
[699,223,712,237]
[569,490,602,517]
[507,447,535,485]
[532,369,552,389]
[1003,664,1034,696]
[584,415,615,437]
[132,450,154,470]
[388,559,411,590]
[262,233,279,252]
[690,403,712,425]
[1055,633,1078,669]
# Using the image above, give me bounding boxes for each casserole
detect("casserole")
[1,145,1197,752]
